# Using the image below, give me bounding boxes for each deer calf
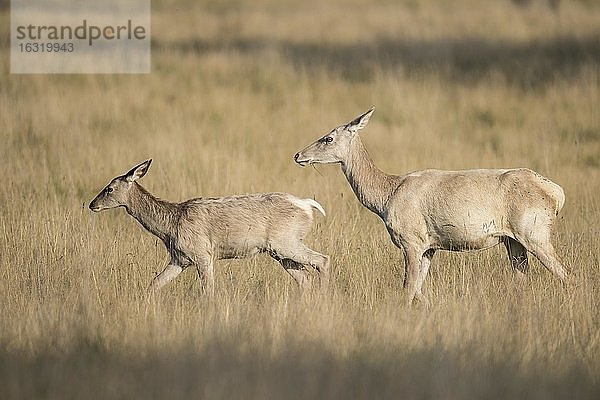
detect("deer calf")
[89,159,329,294]
[294,108,567,306]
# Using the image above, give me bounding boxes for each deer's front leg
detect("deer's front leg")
[402,247,423,306]
[194,255,215,296]
[387,227,427,307]
[148,263,183,294]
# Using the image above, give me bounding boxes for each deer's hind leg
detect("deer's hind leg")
[278,258,312,291]
[518,238,567,281]
[512,211,568,282]
[503,236,529,281]
[270,241,330,290]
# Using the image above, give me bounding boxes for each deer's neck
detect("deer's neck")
[125,183,179,244]
[341,136,398,217]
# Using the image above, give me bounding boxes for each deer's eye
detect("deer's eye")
[324,136,333,144]
[106,187,114,194]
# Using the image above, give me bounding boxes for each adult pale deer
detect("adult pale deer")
[294,108,567,305]
[90,159,329,294]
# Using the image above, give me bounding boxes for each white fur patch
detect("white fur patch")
[288,197,326,217]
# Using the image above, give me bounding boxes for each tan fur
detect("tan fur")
[89,160,329,294]
[294,108,567,305]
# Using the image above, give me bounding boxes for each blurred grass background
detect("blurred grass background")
[1,0,599,398]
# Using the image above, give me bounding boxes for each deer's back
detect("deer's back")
[385,168,563,250]
[175,193,313,259]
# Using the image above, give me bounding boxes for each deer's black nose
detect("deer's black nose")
[294,153,299,161]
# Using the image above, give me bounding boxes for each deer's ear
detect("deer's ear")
[124,159,152,183]
[347,107,375,133]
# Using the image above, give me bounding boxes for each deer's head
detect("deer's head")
[89,159,152,212]
[294,107,374,166]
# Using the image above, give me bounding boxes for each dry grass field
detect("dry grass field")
[1,0,600,398]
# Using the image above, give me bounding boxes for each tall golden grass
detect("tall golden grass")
[1,1,599,398]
